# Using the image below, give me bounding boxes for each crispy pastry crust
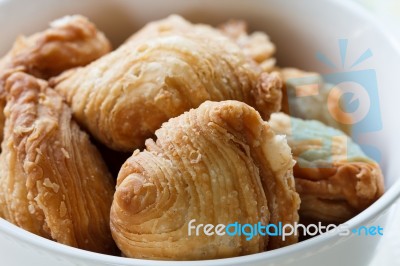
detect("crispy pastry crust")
[0,15,111,144]
[110,101,300,260]
[218,20,276,71]
[295,161,384,222]
[269,112,384,223]
[127,15,276,71]
[0,72,116,254]
[52,15,282,152]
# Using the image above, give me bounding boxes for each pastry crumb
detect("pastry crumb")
[28,204,36,214]
[61,147,70,159]
[59,202,67,218]
[189,151,202,164]
[35,148,43,155]
[43,178,60,193]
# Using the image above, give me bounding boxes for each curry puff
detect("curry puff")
[52,15,282,152]
[127,15,276,71]
[0,15,111,143]
[269,112,384,224]
[110,101,300,260]
[0,73,116,254]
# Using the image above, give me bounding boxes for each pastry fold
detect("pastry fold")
[0,72,116,254]
[269,112,384,223]
[218,19,276,71]
[52,15,282,152]
[0,15,111,143]
[279,68,352,135]
[110,100,300,260]
[126,15,276,71]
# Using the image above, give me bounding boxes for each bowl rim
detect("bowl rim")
[2,181,400,265]
[1,0,400,264]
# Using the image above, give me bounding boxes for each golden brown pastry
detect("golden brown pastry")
[279,68,352,135]
[269,112,384,223]
[125,15,218,44]
[1,15,111,79]
[219,19,276,71]
[52,16,282,152]
[126,15,276,71]
[0,15,111,143]
[0,72,116,254]
[110,100,300,260]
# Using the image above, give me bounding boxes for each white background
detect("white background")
[354,0,400,265]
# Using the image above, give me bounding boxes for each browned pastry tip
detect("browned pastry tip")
[0,72,117,254]
[269,112,384,224]
[110,100,300,260]
[253,71,282,119]
[6,15,111,79]
[219,19,276,71]
[126,15,276,71]
[0,15,111,146]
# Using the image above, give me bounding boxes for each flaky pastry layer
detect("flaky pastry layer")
[0,72,116,254]
[111,101,300,260]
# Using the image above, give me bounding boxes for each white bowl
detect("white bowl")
[1,0,399,265]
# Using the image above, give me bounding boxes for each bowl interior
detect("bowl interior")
[1,0,398,186]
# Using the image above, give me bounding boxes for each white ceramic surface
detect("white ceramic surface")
[0,0,399,265]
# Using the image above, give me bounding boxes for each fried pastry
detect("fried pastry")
[52,18,282,151]
[219,20,276,71]
[126,15,276,71]
[269,112,384,223]
[279,68,352,135]
[0,15,111,144]
[1,15,111,79]
[125,15,219,44]
[0,72,116,254]
[110,100,300,260]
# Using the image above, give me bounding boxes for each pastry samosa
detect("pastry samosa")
[0,15,111,143]
[0,72,116,254]
[269,112,384,223]
[52,16,282,151]
[110,101,300,260]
